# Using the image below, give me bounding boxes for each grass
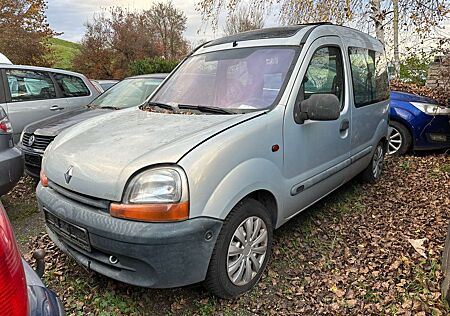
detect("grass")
[48,38,81,71]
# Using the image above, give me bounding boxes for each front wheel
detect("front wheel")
[388,121,412,155]
[204,199,273,299]
[360,141,385,184]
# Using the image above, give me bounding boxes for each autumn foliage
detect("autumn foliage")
[73,2,188,79]
[0,0,57,66]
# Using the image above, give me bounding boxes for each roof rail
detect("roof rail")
[299,22,333,45]
[297,22,333,26]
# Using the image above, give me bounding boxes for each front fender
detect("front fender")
[200,158,283,222]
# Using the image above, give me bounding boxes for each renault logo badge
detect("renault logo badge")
[28,135,35,147]
[64,166,73,184]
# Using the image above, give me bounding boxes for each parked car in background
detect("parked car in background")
[388,91,450,155]
[0,108,22,196]
[0,53,12,65]
[0,65,99,143]
[0,201,64,315]
[38,24,389,298]
[91,80,119,93]
[21,73,168,178]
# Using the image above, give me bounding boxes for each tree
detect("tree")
[223,6,264,35]
[0,0,57,66]
[144,2,188,60]
[196,0,449,72]
[399,55,430,85]
[73,7,171,79]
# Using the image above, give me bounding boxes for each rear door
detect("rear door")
[3,68,68,142]
[52,73,98,110]
[347,47,389,160]
[282,36,351,219]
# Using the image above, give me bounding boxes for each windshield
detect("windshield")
[152,47,298,111]
[91,77,164,109]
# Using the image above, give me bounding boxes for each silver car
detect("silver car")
[37,24,389,298]
[0,65,99,142]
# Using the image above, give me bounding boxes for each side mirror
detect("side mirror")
[294,94,341,124]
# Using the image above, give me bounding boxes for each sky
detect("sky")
[46,0,449,56]
[46,0,230,43]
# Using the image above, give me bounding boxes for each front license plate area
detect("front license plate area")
[44,209,91,252]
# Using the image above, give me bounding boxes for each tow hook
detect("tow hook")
[33,249,46,278]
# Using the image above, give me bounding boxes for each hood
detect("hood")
[390,91,438,105]
[25,108,114,137]
[44,107,262,201]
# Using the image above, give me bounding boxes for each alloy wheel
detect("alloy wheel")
[388,126,403,155]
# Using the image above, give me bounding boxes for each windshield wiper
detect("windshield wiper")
[178,104,234,114]
[146,101,178,112]
[99,106,120,110]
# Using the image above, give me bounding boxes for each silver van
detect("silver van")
[0,65,99,142]
[37,24,389,298]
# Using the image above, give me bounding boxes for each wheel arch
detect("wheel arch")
[389,118,415,149]
[243,190,278,228]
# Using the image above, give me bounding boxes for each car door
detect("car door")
[52,73,97,110]
[3,68,68,142]
[347,47,390,160]
[282,36,351,219]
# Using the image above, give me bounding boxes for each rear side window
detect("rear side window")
[302,46,345,109]
[6,69,56,102]
[54,74,90,97]
[348,47,389,107]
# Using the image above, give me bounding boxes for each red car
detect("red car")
[0,201,64,315]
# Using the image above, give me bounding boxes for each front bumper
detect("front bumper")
[23,260,65,316]
[36,184,223,288]
[0,146,23,195]
[413,114,450,151]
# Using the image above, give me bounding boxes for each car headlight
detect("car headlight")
[110,166,189,222]
[411,102,450,115]
[125,167,183,203]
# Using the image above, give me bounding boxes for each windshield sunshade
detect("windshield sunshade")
[152,47,298,112]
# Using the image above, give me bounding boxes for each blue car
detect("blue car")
[389,91,450,155]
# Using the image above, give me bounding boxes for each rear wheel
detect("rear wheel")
[361,141,385,184]
[204,199,273,299]
[388,121,412,155]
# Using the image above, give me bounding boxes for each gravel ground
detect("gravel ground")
[2,154,450,315]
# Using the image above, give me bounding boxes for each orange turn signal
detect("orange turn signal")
[40,169,48,187]
[110,201,189,222]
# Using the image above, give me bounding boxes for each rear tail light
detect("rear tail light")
[0,202,28,315]
[0,109,13,134]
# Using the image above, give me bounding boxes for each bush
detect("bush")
[128,57,179,76]
[400,56,430,86]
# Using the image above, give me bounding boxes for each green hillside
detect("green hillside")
[48,38,81,71]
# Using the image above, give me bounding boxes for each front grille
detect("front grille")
[24,153,41,167]
[48,180,110,211]
[22,133,55,152]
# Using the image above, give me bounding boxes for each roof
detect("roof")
[0,64,87,77]
[195,23,384,56]
[128,73,169,80]
[204,25,310,48]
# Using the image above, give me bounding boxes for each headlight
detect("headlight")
[110,166,189,222]
[411,102,450,115]
[125,167,183,203]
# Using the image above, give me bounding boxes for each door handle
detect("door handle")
[50,105,64,111]
[339,119,349,132]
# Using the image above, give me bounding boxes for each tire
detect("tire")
[388,121,412,155]
[204,198,273,299]
[360,141,385,184]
